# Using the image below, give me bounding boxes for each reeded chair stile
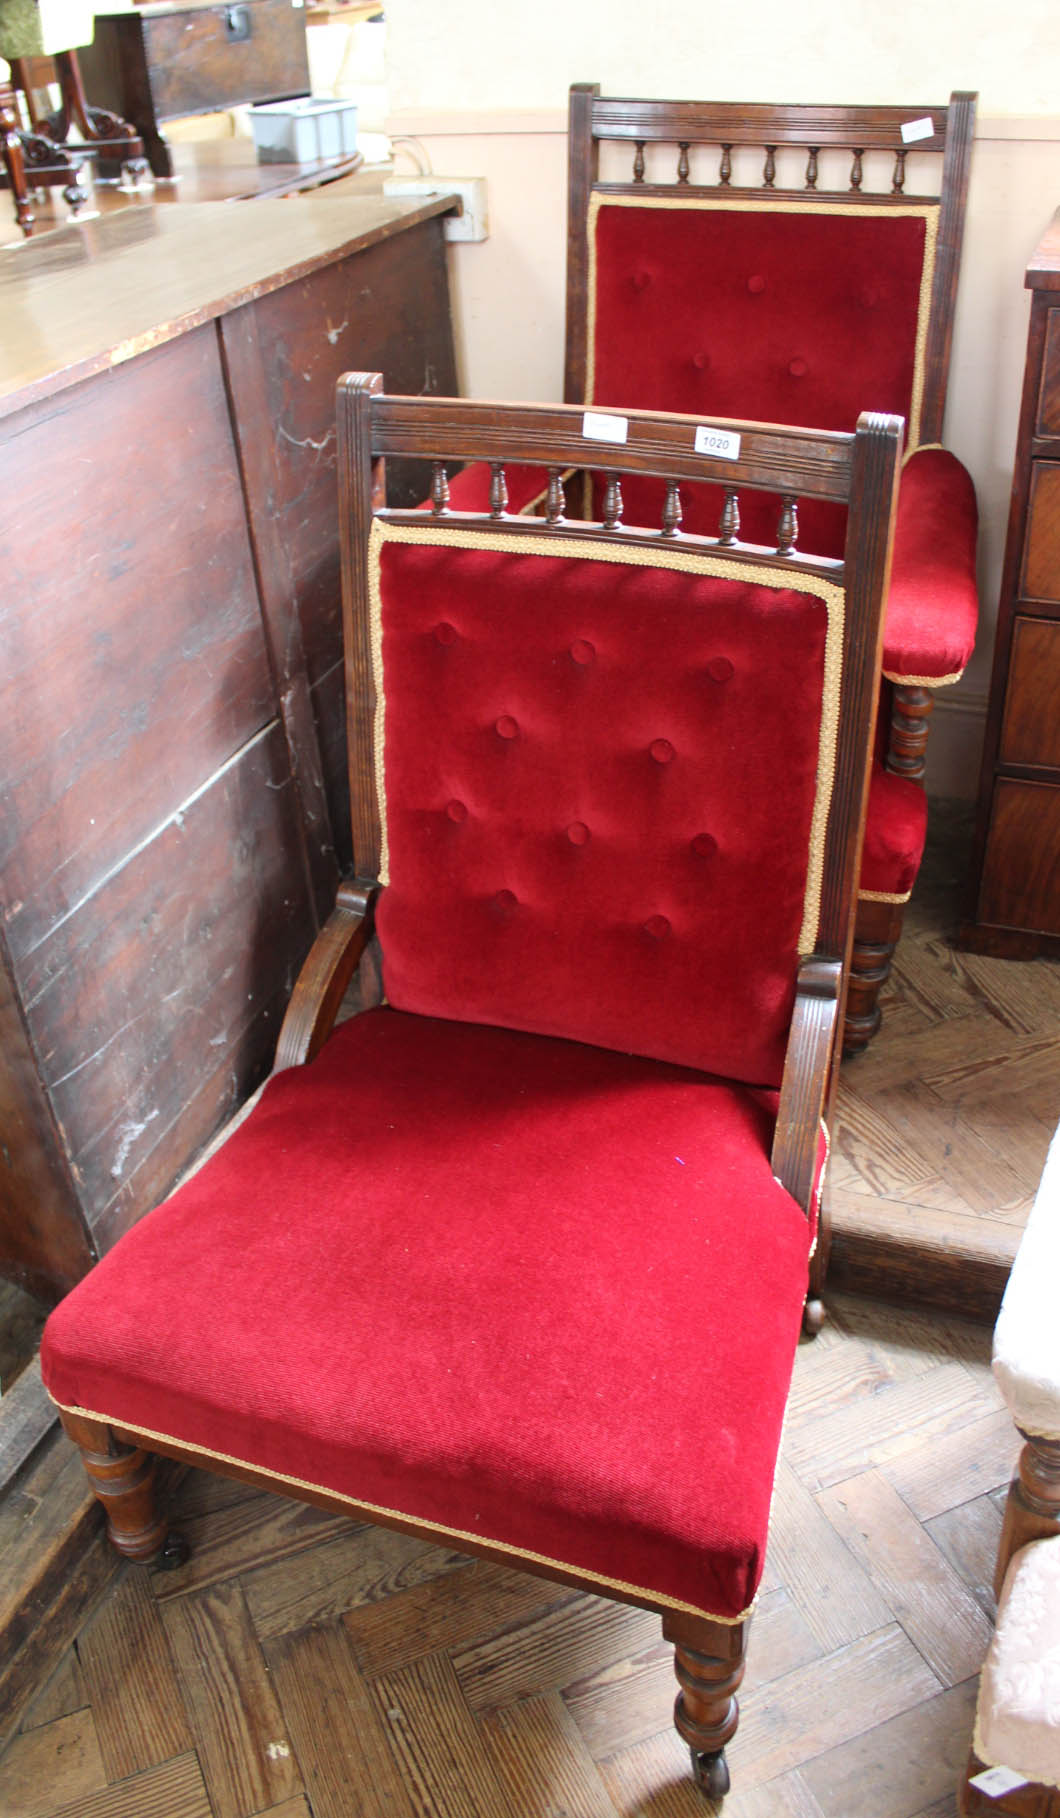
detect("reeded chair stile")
[42,384,902,1799]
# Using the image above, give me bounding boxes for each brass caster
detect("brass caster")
[802,1297,826,1338]
[691,1746,730,1798]
[155,1531,190,1570]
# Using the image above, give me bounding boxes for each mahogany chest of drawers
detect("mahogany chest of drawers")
[961,210,1060,958]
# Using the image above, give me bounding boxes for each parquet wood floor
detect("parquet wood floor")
[2,802,1055,1818]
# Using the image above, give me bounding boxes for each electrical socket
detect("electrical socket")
[381,175,488,243]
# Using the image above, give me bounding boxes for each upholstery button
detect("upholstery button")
[707,657,735,683]
[650,738,675,764]
[570,638,596,666]
[747,274,766,294]
[493,889,517,911]
[495,715,519,740]
[434,621,458,645]
[643,914,671,939]
[692,350,709,370]
[788,357,808,378]
[632,269,653,290]
[446,800,468,823]
[566,821,590,846]
[691,832,718,858]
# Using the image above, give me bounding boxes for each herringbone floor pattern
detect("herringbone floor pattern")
[1,807,1056,1818]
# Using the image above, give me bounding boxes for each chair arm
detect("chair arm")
[994,1124,1060,1440]
[881,447,979,685]
[274,879,378,1073]
[772,957,840,1214]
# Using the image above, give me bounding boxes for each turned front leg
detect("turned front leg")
[995,1431,1060,1598]
[663,1609,747,1798]
[59,1410,186,1566]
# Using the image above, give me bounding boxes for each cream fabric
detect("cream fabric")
[993,1122,1060,1441]
[975,1534,1060,1788]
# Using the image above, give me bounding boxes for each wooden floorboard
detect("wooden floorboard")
[0,803,1052,1814]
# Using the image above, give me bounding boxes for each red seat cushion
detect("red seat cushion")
[42,1007,814,1622]
[858,760,929,899]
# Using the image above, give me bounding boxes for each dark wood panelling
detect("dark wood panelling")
[978,780,1060,934]
[1022,462,1060,601]
[1000,617,1060,768]
[0,327,273,966]
[1038,310,1060,434]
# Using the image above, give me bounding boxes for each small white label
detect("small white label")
[969,1766,1031,1796]
[582,411,628,445]
[901,116,935,144]
[695,425,742,460]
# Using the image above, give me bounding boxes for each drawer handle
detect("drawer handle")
[224,6,252,39]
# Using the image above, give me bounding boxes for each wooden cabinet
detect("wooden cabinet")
[0,193,457,1304]
[961,212,1060,958]
[79,0,312,176]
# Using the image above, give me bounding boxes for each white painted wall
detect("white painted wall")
[383,1,1060,797]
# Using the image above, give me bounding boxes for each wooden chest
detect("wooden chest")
[79,0,311,176]
[961,209,1060,957]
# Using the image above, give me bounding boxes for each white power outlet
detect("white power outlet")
[382,175,488,243]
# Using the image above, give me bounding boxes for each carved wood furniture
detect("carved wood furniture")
[41,383,902,1799]
[960,1123,1060,1815]
[960,211,1060,960]
[78,0,312,178]
[0,197,456,1308]
[454,86,979,1054]
[0,67,90,233]
[9,48,147,190]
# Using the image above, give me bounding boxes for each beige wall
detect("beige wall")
[384,5,1060,796]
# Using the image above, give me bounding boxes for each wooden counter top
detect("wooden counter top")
[0,189,456,420]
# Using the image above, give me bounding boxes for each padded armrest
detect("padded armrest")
[882,447,978,685]
[993,1123,1060,1440]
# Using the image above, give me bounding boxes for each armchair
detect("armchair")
[41,383,902,1799]
[453,86,979,1053]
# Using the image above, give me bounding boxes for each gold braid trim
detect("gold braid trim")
[585,191,939,451]
[48,1392,754,1625]
[858,886,912,904]
[882,667,964,687]
[368,519,844,957]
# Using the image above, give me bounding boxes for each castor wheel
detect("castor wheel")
[802,1297,825,1338]
[155,1531,190,1570]
[691,1746,730,1798]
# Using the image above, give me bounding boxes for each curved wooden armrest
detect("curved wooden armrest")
[771,957,841,1212]
[274,879,378,1072]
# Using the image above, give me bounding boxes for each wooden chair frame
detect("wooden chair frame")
[562,84,976,1054]
[56,380,902,1798]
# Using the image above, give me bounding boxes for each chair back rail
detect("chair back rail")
[565,85,976,448]
[337,378,901,1193]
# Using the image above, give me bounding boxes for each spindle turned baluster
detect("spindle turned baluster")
[677,142,690,184]
[602,475,623,530]
[805,147,819,190]
[763,146,776,188]
[661,482,682,538]
[777,495,799,554]
[545,467,566,525]
[718,491,740,546]
[719,143,732,186]
[489,462,508,518]
[430,463,450,515]
[892,148,907,194]
[633,140,645,183]
[850,148,864,191]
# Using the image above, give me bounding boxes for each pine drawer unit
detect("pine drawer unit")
[962,211,1060,957]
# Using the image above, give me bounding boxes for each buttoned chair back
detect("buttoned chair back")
[41,382,902,1801]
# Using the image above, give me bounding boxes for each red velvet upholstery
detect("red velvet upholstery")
[42,1007,815,1621]
[590,200,931,457]
[883,448,979,681]
[859,760,929,899]
[373,533,835,1088]
[445,462,551,515]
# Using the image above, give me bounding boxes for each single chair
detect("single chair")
[452,86,979,1053]
[41,382,902,1799]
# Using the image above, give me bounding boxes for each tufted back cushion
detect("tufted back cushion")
[370,524,842,1088]
[588,196,935,553]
